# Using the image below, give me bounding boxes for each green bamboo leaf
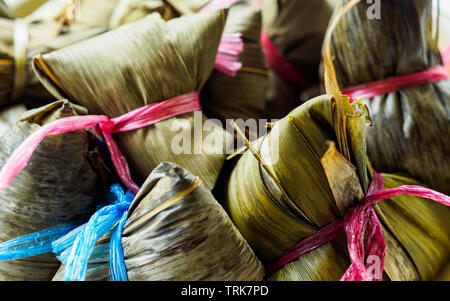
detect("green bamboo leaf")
[225,0,450,281]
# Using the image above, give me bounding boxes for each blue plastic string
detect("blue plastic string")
[61,202,131,281]
[0,222,80,261]
[109,189,134,281]
[53,212,119,264]
[109,210,129,281]
[0,183,135,281]
[52,223,88,259]
[55,184,134,281]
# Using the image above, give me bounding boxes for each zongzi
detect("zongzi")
[224,0,450,281]
[32,9,233,190]
[261,0,334,118]
[225,93,450,281]
[201,0,269,126]
[329,0,450,194]
[0,0,166,107]
[52,162,265,281]
[0,0,114,107]
[0,100,109,280]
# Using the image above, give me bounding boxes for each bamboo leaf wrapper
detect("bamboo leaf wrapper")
[330,0,450,194]
[52,162,265,281]
[0,100,109,280]
[32,9,232,190]
[224,0,450,281]
[201,0,269,125]
[0,0,173,107]
[261,0,334,118]
[0,0,117,107]
[0,104,26,137]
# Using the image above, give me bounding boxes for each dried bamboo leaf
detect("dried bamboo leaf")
[0,0,121,107]
[0,0,218,108]
[268,237,350,281]
[164,0,210,15]
[0,104,26,137]
[32,10,232,190]
[53,162,265,281]
[0,0,173,107]
[108,0,177,28]
[3,0,48,17]
[320,142,364,216]
[202,0,269,124]
[380,224,420,281]
[0,0,13,18]
[0,100,109,280]
[263,0,333,85]
[261,0,334,118]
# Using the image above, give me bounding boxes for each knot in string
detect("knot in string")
[98,118,116,135]
[0,92,202,196]
[268,170,449,281]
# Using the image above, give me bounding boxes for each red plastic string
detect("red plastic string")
[260,30,310,90]
[0,92,201,195]
[268,170,450,281]
[342,65,449,102]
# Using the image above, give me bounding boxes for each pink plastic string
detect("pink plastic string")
[214,33,244,77]
[0,92,201,195]
[200,0,244,77]
[268,170,450,281]
[342,65,449,102]
[260,30,310,90]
